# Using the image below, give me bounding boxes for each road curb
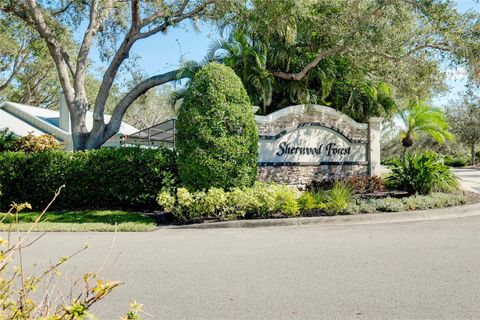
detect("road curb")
[162,202,480,230]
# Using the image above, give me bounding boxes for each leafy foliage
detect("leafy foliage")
[0,128,17,151]
[14,132,61,152]
[299,182,353,216]
[443,155,468,167]
[0,147,176,210]
[385,152,458,195]
[445,88,480,165]
[398,101,453,150]
[157,182,301,222]
[176,62,258,190]
[208,0,479,119]
[350,193,466,214]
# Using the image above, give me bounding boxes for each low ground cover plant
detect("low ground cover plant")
[348,193,466,214]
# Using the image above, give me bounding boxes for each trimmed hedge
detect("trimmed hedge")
[176,62,259,191]
[443,155,468,167]
[0,147,176,210]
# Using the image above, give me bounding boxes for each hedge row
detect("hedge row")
[0,147,176,210]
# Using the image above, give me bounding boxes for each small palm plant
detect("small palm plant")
[399,100,454,159]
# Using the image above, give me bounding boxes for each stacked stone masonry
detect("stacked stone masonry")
[255,105,381,188]
[257,164,368,189]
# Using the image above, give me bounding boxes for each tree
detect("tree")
[0,0,233,150]
[176,63,258,190]
[211,0,478,117]
[0,17,29,94]
[446,89,480,166]
[399,100,453,159]
[0,14,67,107]
[124,85,178,129]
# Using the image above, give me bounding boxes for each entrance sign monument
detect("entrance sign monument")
[255,105,382,187]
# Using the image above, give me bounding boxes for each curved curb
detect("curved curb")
[162,202,480,230]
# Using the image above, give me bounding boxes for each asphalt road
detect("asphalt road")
[16,214,480,320]
[453,167,480,193]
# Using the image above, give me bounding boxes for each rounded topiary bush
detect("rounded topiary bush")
[176,62,259,190]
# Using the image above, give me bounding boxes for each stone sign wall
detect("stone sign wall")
[255,105,382,188]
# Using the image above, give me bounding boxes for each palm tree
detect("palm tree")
[399,100,454,160]
[208,31,274,114]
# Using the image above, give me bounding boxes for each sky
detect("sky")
[435,0,480,106]
[87,0,479,106]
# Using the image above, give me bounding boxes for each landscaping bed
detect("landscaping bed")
[159,191,477,226]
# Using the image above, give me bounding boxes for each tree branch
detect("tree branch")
[93,0,217,127]
[0,43,29,92]
[353,43,452,61]
[268,0,452,82]
[131,0,141,30]
[104,70,180,138]
[76,0,115,100]
[270,46,347,80]
[138,0,216,40]
[24,0,74,103]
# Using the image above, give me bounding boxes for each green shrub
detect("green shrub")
[443,155,468,167]
[0,147,176,210]
[227,187,259,218]
[0,128,17,152]
[356,201,377,214]
[298,192,317,211]
[274,184,301,216]
[157,182,301,222]
[176,62,259,191]
[385,152,458,195]
[15,132,61,152]
[250,182,278,217]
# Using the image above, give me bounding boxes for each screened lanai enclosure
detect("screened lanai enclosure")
[121,119,176,148]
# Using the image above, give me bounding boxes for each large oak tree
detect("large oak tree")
[211,0,479,117]
[1,0,478,150]
[0,0,232,149]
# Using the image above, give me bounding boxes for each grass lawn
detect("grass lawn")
[0,210,158,232]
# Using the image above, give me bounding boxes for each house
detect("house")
[0,97,138,150]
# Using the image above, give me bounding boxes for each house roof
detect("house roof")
[0,101,138,138]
